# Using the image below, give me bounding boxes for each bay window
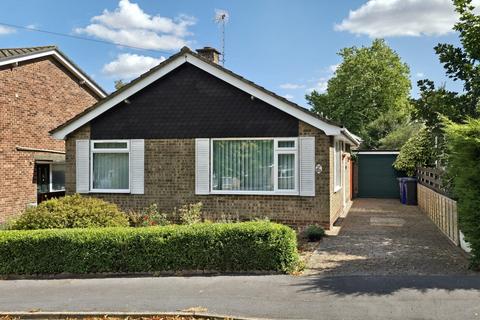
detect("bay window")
[211,138,298,194]
[90,141,130,192]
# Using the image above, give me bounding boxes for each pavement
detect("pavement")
[1,275,480,319]
[1,199,479,320]
[305,198,472,275]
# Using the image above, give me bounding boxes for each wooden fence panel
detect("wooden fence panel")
[417,183,459,245]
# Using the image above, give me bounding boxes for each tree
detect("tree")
[393,128,435,176]
[306,39,412,149]
[444,118,480,268]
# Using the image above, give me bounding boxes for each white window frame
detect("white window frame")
[90,140,131,193]
[210,137,299,195]
[334,139,343,192]
[50,162,66,192]
[36,161,66,193]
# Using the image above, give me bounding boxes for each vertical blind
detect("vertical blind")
[212,140,274,191]
[93,153,129,190]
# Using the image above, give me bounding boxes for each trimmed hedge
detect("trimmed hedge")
[0,222,299,274]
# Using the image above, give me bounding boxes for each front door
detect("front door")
[36,164,50,195]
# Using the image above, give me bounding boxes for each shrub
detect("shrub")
[305,225,325,242]
[445,118,480,268]
[9,194,129,230]
[127,203,169,227]
[0,222,300,274]
[178,202,202,225]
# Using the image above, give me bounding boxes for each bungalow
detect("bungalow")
[51,47,361,228]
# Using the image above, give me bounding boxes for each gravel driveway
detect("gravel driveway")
[305,198,473,275]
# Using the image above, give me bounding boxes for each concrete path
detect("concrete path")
[1,275,480,319]
[306,198,472,275]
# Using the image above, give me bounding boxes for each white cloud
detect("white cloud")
[25,24,38,30]
[335,0,480,37]
[102,53,166,79]
[329,64,339,73]
[416,72,425,78]
[284,94,294,100]
[75,0,196,50]
[307,78,329,94]
[279,83,305,90]
[0,26,15,35]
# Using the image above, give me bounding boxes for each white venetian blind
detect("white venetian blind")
[195,138,210,194]
[130,139,145,194]
[299,136,315,196]
[76,139,90,193]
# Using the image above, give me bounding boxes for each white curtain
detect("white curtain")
[278,153,295,190]
[93,153,129,189]
[213,140,273,191]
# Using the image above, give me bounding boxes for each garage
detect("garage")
[357,151,403,198]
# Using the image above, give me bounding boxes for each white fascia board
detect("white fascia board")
[185,54,342,136]
[0,50,106,98]
[52,55,187,140]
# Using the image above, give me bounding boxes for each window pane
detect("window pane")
[335,142,342,187]
[278,153,295,190]
[51,163,65,191]
[93,142,128,149]
[278,141,295,148]
[93,153,129,190]
[213,140,274,191]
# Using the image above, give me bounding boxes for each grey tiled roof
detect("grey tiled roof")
[0,45,56,61]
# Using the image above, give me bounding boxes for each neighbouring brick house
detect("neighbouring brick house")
[0,46,106,222]
[51,47,360,228]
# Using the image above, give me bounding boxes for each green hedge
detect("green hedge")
[445,118,480,268]
[0,222,299,275]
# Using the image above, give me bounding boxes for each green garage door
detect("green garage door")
[358,152,403,198]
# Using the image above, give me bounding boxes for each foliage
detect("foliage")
[379,122,423,150]
[393,129,435,176]
[0,222,300,274]
[412,0,480,156]
[127,203,169,227]
[306,39,412,149]
[434,0,480,117]
[114,80,125,90]
[178,202,203,225]
[8,194,129,230]
[304,225,325,242]
[444,118,480,268]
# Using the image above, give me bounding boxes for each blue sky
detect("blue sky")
[0,0,472,106]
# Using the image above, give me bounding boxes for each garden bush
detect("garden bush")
[127,203,169,227]
[9,194,129,230]
[445,118,480,268]
[304,225,325,242]
[0,222,300,274]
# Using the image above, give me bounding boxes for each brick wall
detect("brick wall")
[0,56,99,221]
[66,121,334,228]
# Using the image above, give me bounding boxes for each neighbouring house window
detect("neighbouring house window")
[334,140,343,191]
[50,163,65,191]
[211,138,297,194]
[36,163,65,194]
[91,141,129,192]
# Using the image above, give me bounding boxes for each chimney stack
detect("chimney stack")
[196,47,221,64]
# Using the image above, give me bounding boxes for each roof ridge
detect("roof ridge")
[0,45,56,50]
